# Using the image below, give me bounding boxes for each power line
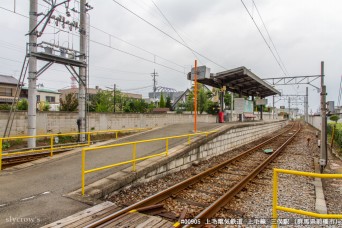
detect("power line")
[0,5,186,76]
[90,25,184,69]
[151,0,201,63]
[240,0,287,77]
[338,75,342,106]
[121,85,153,92]
[111,0,227,70]
[90,39,184,74]
[252,0,289,76]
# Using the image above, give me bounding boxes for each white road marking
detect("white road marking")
[21,196,36,201]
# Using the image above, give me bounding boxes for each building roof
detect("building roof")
[171,89,191,110]
[21,86,61,94]
[0,75,19,85]
[196,66,280,97]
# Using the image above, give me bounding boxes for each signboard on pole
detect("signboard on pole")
[256,99,267,105]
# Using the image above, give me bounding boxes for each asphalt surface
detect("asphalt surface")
[0,122,221,228]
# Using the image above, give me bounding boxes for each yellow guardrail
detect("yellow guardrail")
[81,131,217,195]
[272,168,342,227]
[0,128,149,170]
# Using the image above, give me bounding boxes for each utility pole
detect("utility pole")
[272,95,275,119]
[28,0,38,148]
[288,97,291,119]
[151,69,158,102]
[113,83,116,113]
[320,61,327,172]
[231,91,234,121]
[194,60,198,132]
[305,87,309,122]
[79,0,87,142]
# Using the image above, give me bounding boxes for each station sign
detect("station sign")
[188,66,211,80]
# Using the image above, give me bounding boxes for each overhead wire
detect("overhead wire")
[338,75,342,106]
[0,5,185,75]
[111,0,227,70]
[240,0,287,77]
[150,0,202,64]
[90,39,184,74]
[252,0,290,76]
[89,25,185,69]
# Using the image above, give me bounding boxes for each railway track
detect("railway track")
[1,150,69,169]
[82,122,301,228]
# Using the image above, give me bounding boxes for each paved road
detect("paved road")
[0,123,221,228]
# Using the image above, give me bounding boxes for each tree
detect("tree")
[330,115,340,124]
[185,91,194,113]
[95,91,113,112]
[148,102,156,112]
[17,99,28,110]
[206,101,219,115]
[166,96,171,109]
[59,93,78,111]
[198,87,208,114]
[159,93,165,108]
[38,101,50,111]
[123,99,148,113]
[224,92,232,109]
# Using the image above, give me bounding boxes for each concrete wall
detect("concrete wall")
[308,115,322,130]
[0,111,283,136]
[0,111,217,136]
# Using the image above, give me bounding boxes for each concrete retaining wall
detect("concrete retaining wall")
[0,111,281,136]
[0,112,216,136]
[137,120,286,184]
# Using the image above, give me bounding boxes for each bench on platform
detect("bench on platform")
[243,113,256,121]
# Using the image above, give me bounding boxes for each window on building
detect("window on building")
[0,87,12,96]
[46,96,56,103]
[37,95,40,102]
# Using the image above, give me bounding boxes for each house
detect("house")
[59,86,142,100]
[20,86,61,104]
[171,85,213,110]
[0,74,19,104]
[148,91,184,103]
[171,89,191,110]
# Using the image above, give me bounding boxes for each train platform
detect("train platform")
[0,120,284,227]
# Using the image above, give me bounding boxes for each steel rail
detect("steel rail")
[85,123,295,228]
[184,122,301,227]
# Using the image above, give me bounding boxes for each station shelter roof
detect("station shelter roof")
[197,66,280,98]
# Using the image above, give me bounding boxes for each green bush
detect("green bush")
[2,141,10,150]
[17,99,28,110]
[328,123,342,149]
[0,104,10,110]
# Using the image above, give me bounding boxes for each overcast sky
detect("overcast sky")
[0,0,341,113]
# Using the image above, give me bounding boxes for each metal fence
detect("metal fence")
[272,168,342,228]
[81,131,217,195]
[0,128,149,170]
